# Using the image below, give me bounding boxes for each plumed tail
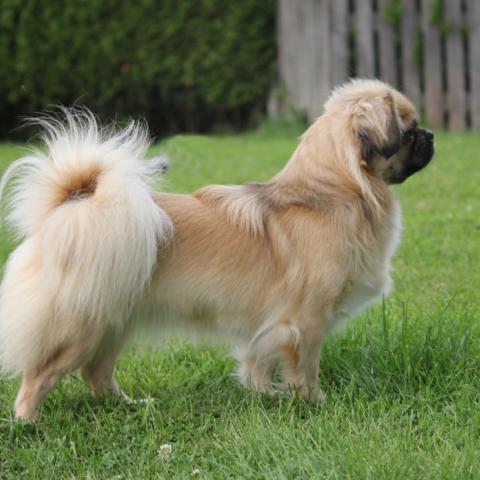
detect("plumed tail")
[0,109,172,375]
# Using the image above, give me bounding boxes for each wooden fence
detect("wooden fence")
[277,0,480,131]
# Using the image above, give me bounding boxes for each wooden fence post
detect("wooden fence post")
[308,0,331,119]
[277,0,331,122]
[445,0,467,131]
[401,0,421,108]
[356,0,375,78]
[278,0,298,108]
[422,0,444,129]
[378,0,398,87]
[468,0,480,129]
[329,0,349,86]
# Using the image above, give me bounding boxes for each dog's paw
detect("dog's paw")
[277,383,326,403]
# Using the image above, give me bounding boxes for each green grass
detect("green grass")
[0,127,479,478]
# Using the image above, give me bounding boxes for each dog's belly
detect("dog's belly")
[145,267,278,343]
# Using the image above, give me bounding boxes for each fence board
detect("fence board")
[401,0,421,108]
[329,0,349,86]
[356,0,375,77]
[277,0,477,130]
[316,0,331,115]
[278,0,297,106]
[445,0,467,131]
[278,0,330,121]
[421,0,443,129]
[468,0,480,129]
[378,0,398,86]
[298,3,311,110]
[303,0,330,119]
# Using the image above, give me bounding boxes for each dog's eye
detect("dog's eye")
[403,129,416,143]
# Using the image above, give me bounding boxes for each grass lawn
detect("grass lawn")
[0,125,479,478]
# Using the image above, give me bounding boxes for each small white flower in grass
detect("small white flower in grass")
[191,468,200,476]
[158,443,172,459]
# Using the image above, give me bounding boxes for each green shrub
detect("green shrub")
[0,0,276,138]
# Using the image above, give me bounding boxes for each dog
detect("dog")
[0,80,434,420]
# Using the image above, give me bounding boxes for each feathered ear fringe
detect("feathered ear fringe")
[323,79,405,210]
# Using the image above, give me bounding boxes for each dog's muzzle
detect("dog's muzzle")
[392,129,434,184]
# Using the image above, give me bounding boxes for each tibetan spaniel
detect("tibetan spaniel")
[0,80,434,420]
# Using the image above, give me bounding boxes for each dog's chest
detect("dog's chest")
[328,201,402,331]
[332,275,390,331]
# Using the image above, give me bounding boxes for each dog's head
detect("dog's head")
[324,79,434,185]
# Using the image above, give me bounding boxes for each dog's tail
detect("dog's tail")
[0,109,173,376]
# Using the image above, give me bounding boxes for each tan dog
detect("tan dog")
[0,80,434,420]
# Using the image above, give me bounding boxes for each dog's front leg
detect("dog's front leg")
[279,324,326,402]
[236,348,276,393]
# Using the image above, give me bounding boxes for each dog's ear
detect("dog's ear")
[377,95,402,158]
[355,93,402,161]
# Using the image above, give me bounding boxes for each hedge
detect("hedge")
[0,0,276,139]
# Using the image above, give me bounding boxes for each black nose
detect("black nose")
[425,129,434,141]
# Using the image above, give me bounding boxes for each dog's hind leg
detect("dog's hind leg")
[14,335,97,421]
[80,328,131,402]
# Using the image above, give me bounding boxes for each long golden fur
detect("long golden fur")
[0,80,434,420]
